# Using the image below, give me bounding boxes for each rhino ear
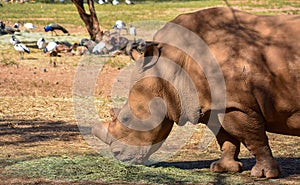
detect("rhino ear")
[142,44,160,69]
[130,49,143,61]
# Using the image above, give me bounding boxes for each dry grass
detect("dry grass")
[0,1,299,184]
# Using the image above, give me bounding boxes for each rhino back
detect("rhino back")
[157,7,300,134]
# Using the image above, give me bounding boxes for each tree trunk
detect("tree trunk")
[72,0,103,41]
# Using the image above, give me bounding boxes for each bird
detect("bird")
[10,35,20,45]
[0,24,16,35]
[98,0,108,4]
[43,41,58,54]
[44,23,69,36]
[0,21,18,34]
[0,20,5,30]
[112,0,119,5]
[99,0,133,5]
[23,22,36,30]
[13,22,21,29]
[0,20,8,35]
[129,24,136,37]
[56,41,73,53]
[13,42,30,60]
[113,20,128,34]
[125,0,134,5]
[43,41,73,56]
[37,37,46,50]
[9,35,30,59]
[14,22,36,32]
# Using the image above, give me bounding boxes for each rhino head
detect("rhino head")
[92,106,174,164]
[91,18,223,163]
[92,41,202,163]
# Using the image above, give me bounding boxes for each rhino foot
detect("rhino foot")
[210,159,243,173]
[251,159,281,178]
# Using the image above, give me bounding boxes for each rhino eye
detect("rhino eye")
[121,115,130,124]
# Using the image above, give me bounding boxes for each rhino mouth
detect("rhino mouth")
[112,151,148,164]
[92,121,153,164]
[110,142,151,164]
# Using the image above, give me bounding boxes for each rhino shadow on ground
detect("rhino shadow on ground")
[155,157,300,178]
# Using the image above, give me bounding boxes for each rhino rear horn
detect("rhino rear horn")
[110,108,121,121]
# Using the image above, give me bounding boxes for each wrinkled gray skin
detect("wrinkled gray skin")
[93,7,300,178]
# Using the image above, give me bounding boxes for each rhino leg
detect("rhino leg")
[219,111,281,178]
[250,150,280,178]
[210,127,243,173]
[244,134,281,178]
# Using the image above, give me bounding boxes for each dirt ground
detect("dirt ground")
[0,12,300,182]
[0,56,121,184]
[0,52,299,184]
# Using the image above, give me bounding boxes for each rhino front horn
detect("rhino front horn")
[92,121,112,145]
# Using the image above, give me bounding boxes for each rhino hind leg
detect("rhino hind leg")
[250,157,280,178]
[219,111,281,178]
[244,132,281,178]
[210,127,243,173]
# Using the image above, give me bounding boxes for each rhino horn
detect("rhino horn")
[92,121,112,145]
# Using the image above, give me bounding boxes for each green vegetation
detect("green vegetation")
[2,154,260,184]
[106,55,132,68]
[1,0,299,31]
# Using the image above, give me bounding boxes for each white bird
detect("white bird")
[112,0,119,5]
[14,22,36,32]
[129,25,136,37]
[14,43,30,60]
[98,0,108,4]
[13,22,21,31]
[125,0,134,5]
[37,37,46,50]
[10,35,30,59]
[24,22,36,30]
[43,41,58,54]
[113,20,128,34]
[10,35,20,45]
[100,0,133,5]
[114,20,126,30]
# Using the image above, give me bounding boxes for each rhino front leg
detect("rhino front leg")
[210,127,243,173]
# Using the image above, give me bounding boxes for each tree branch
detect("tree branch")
[72,0,103,41]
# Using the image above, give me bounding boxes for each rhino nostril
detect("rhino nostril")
[112,150,121,157]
